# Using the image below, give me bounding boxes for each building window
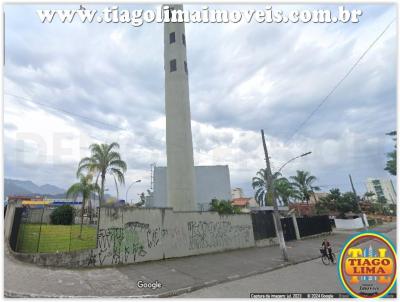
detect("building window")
[182,34,186,46]
[184,61,188,74]
[170,59,177,72]
[169,32,175,44]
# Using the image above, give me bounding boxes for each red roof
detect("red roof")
[7,196,44,201]
[289,203,315,216]
[232,198,250,206]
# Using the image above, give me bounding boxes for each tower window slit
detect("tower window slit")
[169,32,175,44]
[170,59,177,72]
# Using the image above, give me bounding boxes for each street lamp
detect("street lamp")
[125,180,141,204]
[277,151,312,173]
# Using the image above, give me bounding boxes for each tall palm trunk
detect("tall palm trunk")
[80,198,85,238]
[95,172,100,213]
[88,196,92,224]
[100,172,106,206]
[113,175,119,201]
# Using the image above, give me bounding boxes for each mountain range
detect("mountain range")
[4,178,112,200]
[4,178,66,197]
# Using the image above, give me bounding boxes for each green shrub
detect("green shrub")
[210,199,242,214]
[50,205,75,225]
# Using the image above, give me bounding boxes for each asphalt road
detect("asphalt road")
[180,229,397,298]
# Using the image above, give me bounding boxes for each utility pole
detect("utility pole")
[150,163,156,191]
[349,174,367,229]
[261,129,289,261]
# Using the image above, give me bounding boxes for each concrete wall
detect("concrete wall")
[27,208,52,224]
[152,166,231,210]
[334,215,369,230]
[10,207,254,267]
[4,202,17,241]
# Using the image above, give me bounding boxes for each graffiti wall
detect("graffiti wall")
[85,208,254,267]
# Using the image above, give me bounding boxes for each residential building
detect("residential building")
[151,165,231,211]
[231,197,250,212]
[231,196,259,213]
[231,188,244,199]
[7,195,44,204]
[289,203,316,217]
[248,197,259,207]
[309,192,329,204]
[366,178,397,204]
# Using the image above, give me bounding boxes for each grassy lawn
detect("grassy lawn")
[17,224,97,253]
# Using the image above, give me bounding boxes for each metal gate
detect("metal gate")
[296,215,332,237]
[281,217,296,241]
[9,207,23,251]
[251,211,277,240]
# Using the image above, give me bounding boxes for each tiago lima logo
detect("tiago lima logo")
[338,232,397,298]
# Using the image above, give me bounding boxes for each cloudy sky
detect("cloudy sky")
[4,3,397,201]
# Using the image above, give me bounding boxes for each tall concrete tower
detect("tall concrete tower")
[164,4,196,211]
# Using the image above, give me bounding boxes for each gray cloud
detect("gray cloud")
[4,3,397,197]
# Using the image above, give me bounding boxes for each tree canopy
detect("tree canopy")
[385,130,396,175]
[316,188,359,218]
[77,142,127,205]
[209,199,241,214]
[289,170,320,203]
[252,169,319,205]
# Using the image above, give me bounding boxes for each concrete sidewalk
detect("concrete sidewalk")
[4,223,396,298]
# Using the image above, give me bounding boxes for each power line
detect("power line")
[289,17,396,139]
[4,92,127,132]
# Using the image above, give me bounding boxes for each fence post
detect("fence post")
[69,222,72,252]
[10,208,24,252]
[36,205,46,253]
[96,207,100,248]
[16,220,22,251]
[291,213,301,240]
[16,209,24,252]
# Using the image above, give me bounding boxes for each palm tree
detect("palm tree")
[363,191,375,201]
[290,170,320,203]
[66,173,100,237]
[275,177,295,206]
[209,199,241,214]
[252,169,285,206]
[77,142,127,206]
